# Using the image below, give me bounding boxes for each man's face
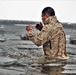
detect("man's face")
[41,13,49,22]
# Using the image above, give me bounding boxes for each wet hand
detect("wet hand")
[26,24,33,31]
[35,22,43,31]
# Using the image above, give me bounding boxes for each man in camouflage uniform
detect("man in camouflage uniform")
[26,7,69,60]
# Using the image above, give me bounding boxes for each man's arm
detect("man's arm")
[26,25,50,46]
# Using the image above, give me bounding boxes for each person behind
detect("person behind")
[26,6,69,60]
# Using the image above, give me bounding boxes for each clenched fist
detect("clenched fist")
[35,22,43,31]
[26,24,33,31]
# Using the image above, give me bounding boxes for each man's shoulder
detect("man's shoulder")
[55,22,64,28]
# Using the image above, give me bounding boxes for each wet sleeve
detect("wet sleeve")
[27,25,50,46]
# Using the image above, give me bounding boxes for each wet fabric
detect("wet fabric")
[27,16,68,60]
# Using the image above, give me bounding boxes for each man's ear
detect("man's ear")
[45,13,49,18]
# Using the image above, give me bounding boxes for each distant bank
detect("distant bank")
[0,19,76,29]
[0,19,37,25]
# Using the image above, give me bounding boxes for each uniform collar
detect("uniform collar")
[43,16,58,25]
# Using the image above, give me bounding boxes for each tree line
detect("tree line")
[0,19,76,29]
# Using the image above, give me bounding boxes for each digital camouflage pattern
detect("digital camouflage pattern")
[27,16,69,60]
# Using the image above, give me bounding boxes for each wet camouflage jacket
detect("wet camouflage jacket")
[27,16,68,59]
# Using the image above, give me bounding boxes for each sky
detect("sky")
[0,0,76,23]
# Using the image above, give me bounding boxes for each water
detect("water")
[0,24,76,75]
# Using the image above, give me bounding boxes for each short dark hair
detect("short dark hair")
[42,7,55,16]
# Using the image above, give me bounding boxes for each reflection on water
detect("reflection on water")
[0,24,76,75]
[41,65,64,75]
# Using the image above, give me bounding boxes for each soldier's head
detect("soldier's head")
[41,7,55,22]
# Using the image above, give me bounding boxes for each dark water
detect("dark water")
[0,24,76,75]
